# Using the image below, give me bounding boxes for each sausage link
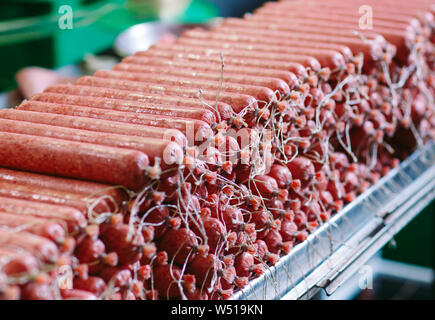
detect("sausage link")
[0,212,66,243]
[0,132,150,191]
[0,119,183,168]
[0,109,187,147]
[0,196,86,233]
[0,229,59,263]
[18,100,213,143]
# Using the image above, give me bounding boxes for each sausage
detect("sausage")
[18,100,213,142]
[234,252,254,278]
[0,132,150,191]
[268,164,292,189]
[100,223,144,266]
[100,267,132,289]
[0,167,126,207]
[0,212,65,243]
[0,109,187,147]
[190,217,227,253]
[187,253,220,291]
[73,276,107,296]
[74,235,106,265]
[44,84,234,121]
[0,196,85,233]
[221,17,406,49]
[211,26,386,64]
[247,14,415,52]
[114,62,291,97]
[0,229,58,263]
[0,248,39,276]
[144,43,321,72]
[152,263,184,299]
[75,75,258,113]
[273,0,432,25]
[121,56,299,87]
[93,69,278,104]
[158,228,198,266]
[249,175,279,198]
[0,119,183,168]
[173,37,346,69]
[255,4,422,31]
[0,181,113,215]
[287,157,315,188]
[21,282,54,300]
[134,49,308,78]
[33,92,216,125]
[60,289,98,300]
[181,29,354,61]
[250,9,419,35]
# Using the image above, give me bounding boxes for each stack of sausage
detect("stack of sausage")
[0,0,434,300]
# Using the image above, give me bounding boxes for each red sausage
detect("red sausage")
[0,119,183,168]
[0,109,187,147]
[18,100,213,142]
[144,44,320,72]
[211,26,385,63]
[287,157,315,188]
[134,49,307,78]
[174,37,345,69]
[221,17,404,50]
[0,196,85,233]
[234,252,254,277]
[187,253,220,291]
[73,276,107,296]
[264,229,283,254]
[246,13,415,48]
[0,167,126,207]
[21,283,54,300]
[249,175,279,198]
[44,84,233,121]
[0,229,58,263]
[60,289,98,300]
[0,132,150,191]
[268,164,292,189]
[122,55,298,87]
[93,69,278,105]
[253,209,275,239]
[0,181,111,215]
[114,62,291,97]
[191,217,227,254]
[0,248,39,276]
[280,220,298,242]
[100,267,132,289]
[181,29,353,60]
[152,263,184,299]
[100,223,144,266]
[75,75,258,113]
[255,5,420,31]
[0,212,65,243]
[74,236,106,265]
[33,92,216,125]
[272,0,431,26]
[158,228,198,265]
[218,206,244,232]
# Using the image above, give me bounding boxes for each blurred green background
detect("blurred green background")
[0,0,274,92]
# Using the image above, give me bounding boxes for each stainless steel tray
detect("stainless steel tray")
[233,141,435,300]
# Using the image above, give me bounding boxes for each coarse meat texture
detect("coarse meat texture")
[0,0,434,300]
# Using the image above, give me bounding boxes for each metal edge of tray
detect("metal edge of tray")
[233,141,435,300]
